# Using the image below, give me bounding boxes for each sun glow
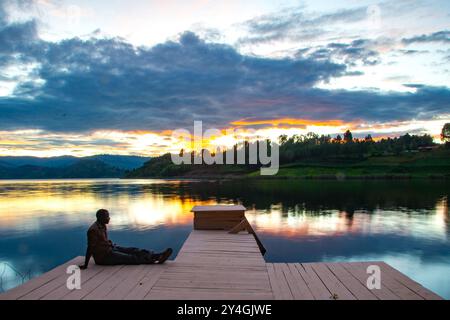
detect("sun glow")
[0,179,216,231]
[0,116,448,157]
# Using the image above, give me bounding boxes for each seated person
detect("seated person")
[79,209,172,269]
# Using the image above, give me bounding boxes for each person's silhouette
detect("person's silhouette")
[79,209,172,269]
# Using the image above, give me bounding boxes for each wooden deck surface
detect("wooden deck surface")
[0,230,443,300]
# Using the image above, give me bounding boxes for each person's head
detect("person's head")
[96,209,110,225]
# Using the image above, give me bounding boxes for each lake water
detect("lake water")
[0,178,449,298]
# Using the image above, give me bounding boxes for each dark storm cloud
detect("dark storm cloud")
[228,86,450,124]
[0,1,41,73]
[0,28,350,132]
[0,4,449,134]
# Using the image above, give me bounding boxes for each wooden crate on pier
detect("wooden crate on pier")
[191,205,246,230]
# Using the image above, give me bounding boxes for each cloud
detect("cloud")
[236,0,443,48]
[403,83,425,89]
[222,86,450,126]
[0,19,39,54]
[0,0,40,80]
[0,2,449,137]
[237,6,368,45]
[297,39,381,66]
[0,29,351,132]
[402,30,450,44]
[399,49,429,55]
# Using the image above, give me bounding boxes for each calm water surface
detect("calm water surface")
[0,178,449,298]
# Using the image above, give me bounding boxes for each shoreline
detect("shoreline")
[1,173,448,181]
[122,173,450,181]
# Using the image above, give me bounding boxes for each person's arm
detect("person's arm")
[80,229,94,270]
[79,246,91,270]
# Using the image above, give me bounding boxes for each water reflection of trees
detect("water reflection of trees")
[4,179,447,232]
[133,179,450,235]
[139,179,449,214]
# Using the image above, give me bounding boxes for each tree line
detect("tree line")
[127,124,448,177]
[277,130,436,165]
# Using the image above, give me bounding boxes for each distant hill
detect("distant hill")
[126,149,450,179]
[83,155,150,170]
[0,155,150,170]
[126,154,189,178]
[0,155,79,168]
[0,155,151,179]
[126,153,252,178]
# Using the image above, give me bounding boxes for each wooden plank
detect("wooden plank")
[325,263,378,300]
[63,265,124,300]
[183,241,256,246]
[103,264,158,300]
[190,237,254,241]
[227,219,249,234]
[163,264,267,273]
[191,205,246,212]
[284,264,315,300]
[176,255,262,262]
[83,265,141,300]
[154,278,271,291]
[177,250,262,257]
[186,238,255,244]
[356,262,427,300]
[296,263,332,300]
[161,270,269,282]
[345,262,423,300]
[182,240,257,246]
[177,254,263,260]
[157,276,269,287]
[155,226,272,300]
[123,264,168,300]
[183,241,256,247]
[146,287,273,300]
[274,263,314,300]
[174,257,265,267]
[161,268,268,278]
[183,237,253,241]
[339,262,400,300]
[20,258,88,300]
[266,263,293,300]
[180,248,261,255]
[176,230,265,269]
[308,263,356,300]
[179,241,259,248]
[0,257,83,300]
[195,213,245,219]
[188,232,255,238]
[376,262,442,300]
[188,229,252,235]
[41,263,105,300]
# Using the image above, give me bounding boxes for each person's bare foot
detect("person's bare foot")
[155,248,173,264]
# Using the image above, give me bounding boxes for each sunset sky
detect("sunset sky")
[0,0,449,157]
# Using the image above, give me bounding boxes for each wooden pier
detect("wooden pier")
[0,205,443,300]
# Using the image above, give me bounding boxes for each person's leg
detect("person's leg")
[153,248,173,264]
[97,250,140,265]
[114,245,155,257]
[97,249,155,265]
[114,246,140,254]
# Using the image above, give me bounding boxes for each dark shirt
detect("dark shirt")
[87,221,113,263]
